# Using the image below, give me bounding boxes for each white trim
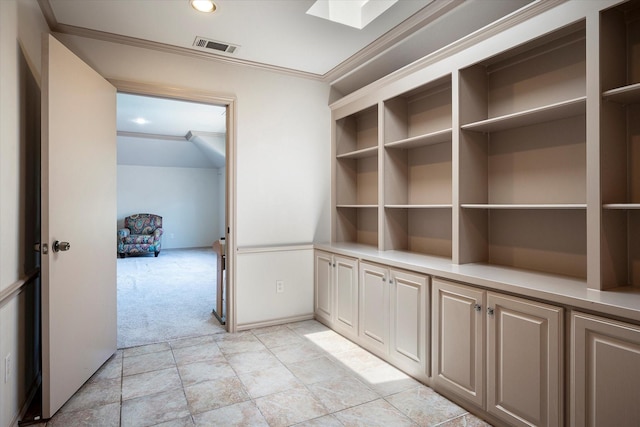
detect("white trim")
[116,131,186,141]
[110,79,238,333]
[236,313,315,331]
[323,0,463,82]
[236,244,315,254]
[329,0,568,109]
[0,269,38,307]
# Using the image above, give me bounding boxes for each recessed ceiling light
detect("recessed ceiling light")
[132,117,149,125]
[191,0,217,13]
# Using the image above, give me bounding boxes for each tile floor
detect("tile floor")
[45,320,492,427]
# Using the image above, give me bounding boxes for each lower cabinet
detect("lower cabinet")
[314,250,358,339]
[432,278,563,427]
[571,312,640,427]
[359,262,429,381]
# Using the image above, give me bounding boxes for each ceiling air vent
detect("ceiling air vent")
[193,37,239,54]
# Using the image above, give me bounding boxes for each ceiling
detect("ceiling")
[116,93,227,169]
[40,0,535,169]
[42,0,533,93]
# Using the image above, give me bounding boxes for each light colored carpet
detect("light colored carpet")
[117,247,225,348]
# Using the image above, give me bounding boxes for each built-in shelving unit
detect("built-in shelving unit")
[335,105,379,246]
[457,23,587,279]
[325,2,640,425]
[383,76,453,257]
[329,1,640,291]
[600,0,640,288]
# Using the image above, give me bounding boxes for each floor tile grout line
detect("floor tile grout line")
[251,326,390,424]
[119,349,124,427]
[49,320,488,426]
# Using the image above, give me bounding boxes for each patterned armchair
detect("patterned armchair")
[117,214,163,258]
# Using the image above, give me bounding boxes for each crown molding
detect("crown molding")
[186,130,226,140]
[117,131,187,141]
[53,23,325,81]
[329,0,568,109]
[37,0,57,29]
[37,0,466,84]
[323,0,463,83]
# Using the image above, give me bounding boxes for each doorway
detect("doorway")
[114,81,236,344]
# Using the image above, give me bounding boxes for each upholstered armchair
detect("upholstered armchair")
[117,214,163,258]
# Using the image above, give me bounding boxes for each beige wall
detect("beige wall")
[1,1,331,422]
[0,1,50,426]
[56,33,332,247]
[54,33,332,329]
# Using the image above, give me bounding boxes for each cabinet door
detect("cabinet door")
[432,279,485,408]
[390,270,429,381]
[359,262,390,354]
[334,255,359,338]
[571,312,640,427]
[486,293,562,427]
[314,251,333,325]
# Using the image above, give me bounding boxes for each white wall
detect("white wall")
[117,165,222,249]
[236,247,314,327]
[56,34,332,248]
[0,1,50,426]
[56,34,332,327]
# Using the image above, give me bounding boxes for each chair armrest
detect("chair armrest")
[118,228,130,240]
[154,228,164,239]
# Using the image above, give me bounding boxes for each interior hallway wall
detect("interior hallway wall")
[0,1,50,426]
[117,165,221,249]
[55,33,332,328]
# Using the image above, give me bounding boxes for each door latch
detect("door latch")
[34,242,48,254]
[53,240,71,252]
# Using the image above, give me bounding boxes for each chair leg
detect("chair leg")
[154,251,159,257]
[118,253,125,259]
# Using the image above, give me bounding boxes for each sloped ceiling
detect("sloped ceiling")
[116,93,226,169]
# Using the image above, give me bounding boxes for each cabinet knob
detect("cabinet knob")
[474,304,482,312]
[487,307,495,316]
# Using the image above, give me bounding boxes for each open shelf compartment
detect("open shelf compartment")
[336,105,378,157]
[335,206,378,247]
[600,0,640,288]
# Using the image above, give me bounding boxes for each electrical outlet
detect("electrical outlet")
[5,353,11,383]
[276,280,284,293]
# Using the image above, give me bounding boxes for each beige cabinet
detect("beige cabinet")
[359,262,390,353]
[571,312,640,427]
[432,278,485,407]
[314,250,334,325]
[314,251,359,338]
[486,292,563,427]
[359,262,429,381]
[432,278,563,427]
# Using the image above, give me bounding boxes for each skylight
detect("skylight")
[306,0,398,29]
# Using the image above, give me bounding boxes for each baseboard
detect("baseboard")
[236,313,314,331]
